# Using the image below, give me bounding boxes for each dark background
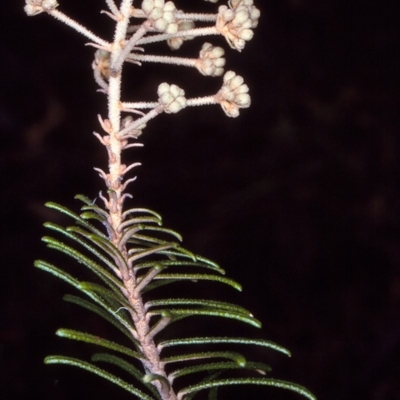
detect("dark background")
[1,0,400,399]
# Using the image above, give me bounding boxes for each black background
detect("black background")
[1,1,400,399]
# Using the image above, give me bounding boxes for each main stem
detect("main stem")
[105,1,176,399]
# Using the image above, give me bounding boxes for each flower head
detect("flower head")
[167,19,195,50]
[141,0,178,34]
[217,70,250,117]
[216,0,260,51]
[196,43,226,77]
[158,83,187,114]
[24,0,58,16]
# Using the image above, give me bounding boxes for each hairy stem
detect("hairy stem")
[105,1,176,399]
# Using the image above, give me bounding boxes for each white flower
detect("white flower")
[216,0,260,51]
[24,0,58,16]
[217,70,250,117]
[141,0,178,34]
[167,19,195,50]
[158,83,187,114]
[196,43,226,77]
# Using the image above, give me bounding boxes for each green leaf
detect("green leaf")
[148,308,261,328]
[162,351,246,366]
[141,279,181,294]
[35,261,135,334]
[169,361,271,379]
[44,356,156,400]
[134,260,225,275]
[35,260,80,288]
[143,374,171,397]
[177,378,317,400]
[128,243,177,263]
[122,208,163,221]
[145,299,252,317]
[153,274,242,291]
[45,202,107,238]
[42,236,123,290]
[56,329,143,359]
[78,281,131,309]
[119,216,162,231]
[74,194,95,206]
[158,337,291,357]
[63,294,134,341]
[133,225,183,242]
[185,372,222,400]
[81,211,107,223]
[44,222,119,274]
[91,353,161,399]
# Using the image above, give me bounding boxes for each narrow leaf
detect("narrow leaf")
[56,329,143,359]
[153,274,242,291]
[133,225,183,242]
[79,281,131,309]
[170,361,271,379]
[185,372,222,400]
[91,353,161,399]
[122,208,162,221]
[162,351,246,366]
[158,337,291,357]
[145,299,252,316]
[63,294,134,341]
[44,222,119,274]
[149,308,261,328]
[44,356,156,400]
[128,243,177,263]
[42,236,123,289]
[178,378,317,400]
[45,202,107,238]
[134,260,225,274]
[35,261,136,334]
[75,194,94,206]
[35,260,79,288]
[119,216,162,231]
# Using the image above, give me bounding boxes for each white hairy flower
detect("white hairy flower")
[196,43,226,77]
[217,70,250,117]
[158,83,187,114]
[24,0,58,16]
[141,0,178,34]
[167,19,195,50]
[216,0,260,51]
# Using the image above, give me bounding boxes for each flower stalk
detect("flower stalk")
[24,1,260,399]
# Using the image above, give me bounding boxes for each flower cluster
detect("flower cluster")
[141,0,178,34]
[158,83,187,113]
[196,43,226,77]
[24,0,58,16]
[217,70,250,117]
[216,0,260,51]
[167,20,195,50]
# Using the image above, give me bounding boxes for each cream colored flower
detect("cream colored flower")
[216,0,260,51]
[167,19,195,50]
[24,0,58,16]
[217,70,250,117]
[196,43,226,77]
[158,83,187,114]
[141,0,178,34]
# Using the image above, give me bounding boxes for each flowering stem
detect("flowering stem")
[129,53,197,68]
[137,26,219,46]
[49,10,110,48]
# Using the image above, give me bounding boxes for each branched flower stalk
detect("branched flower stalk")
[25,1,316,400]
